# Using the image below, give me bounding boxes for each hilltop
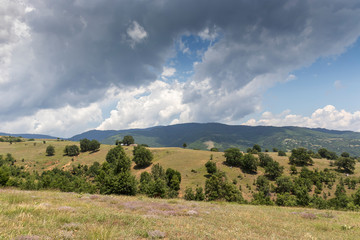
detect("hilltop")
[69,123,360,156]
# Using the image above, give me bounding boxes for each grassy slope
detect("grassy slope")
[1,189,360,239]
[1,141,360,200]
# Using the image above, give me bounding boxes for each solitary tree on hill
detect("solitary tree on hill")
[46,145,55,156]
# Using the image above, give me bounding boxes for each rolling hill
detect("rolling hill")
[69,123,360,156]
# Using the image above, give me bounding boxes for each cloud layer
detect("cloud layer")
[1,0,360,136]
[244,105,360,132]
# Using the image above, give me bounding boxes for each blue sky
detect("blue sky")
[1,0,360,137]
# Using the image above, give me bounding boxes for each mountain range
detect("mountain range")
[69,123,360,156]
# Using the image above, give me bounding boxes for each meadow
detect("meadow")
[1,188,360,239]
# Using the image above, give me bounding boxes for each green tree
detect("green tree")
[289,148,313,166]
[252,144,261,153]
[122,135,134,146]
[224,148,242,167]
[46,145,55,156]
[335,157,356,174]
[278,150,287,156]
[0,166,10,186]
[182,143,187,148]
[89,140,100,152]
[105,145,131,174]
[210,147,219,152]
[240,153,258,173]
[258,153,273,167]
[275,176,293,193]
[80,138,91,152]
[264,160,284,180]
[64,145,80,156]
[132,145,153,168]
[205,160,217,174]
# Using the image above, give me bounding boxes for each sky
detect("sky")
[1,0,360,138]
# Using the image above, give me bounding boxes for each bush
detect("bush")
[205,172,244,202]
[289,148,313,166]
[275,176,293,193]
[205,161,217,174]
[278,150,286,156]
[240,153,258,173]
[46,145,55,156]
[210,148,219,152]
[224,148,242,167]
[132,145,153,168]
[122,135,135,146]
[258,153,273,167]
[253,144,261,153]
[276,192,297,206]
[80,138,100,152]
[64,145,80,156]
[335,157,356,174]
[264,160,284,180]
[106,145,131,173]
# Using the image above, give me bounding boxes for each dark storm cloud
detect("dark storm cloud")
[1,0,360,122]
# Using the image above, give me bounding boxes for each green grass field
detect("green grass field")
[1,188,360,239]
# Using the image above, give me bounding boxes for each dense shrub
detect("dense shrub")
[132,145,153,168]
[335,157,356,174]
[205,160,217,174]
[240,153,258,173]
[46,145,55,156]
[64,145,80,156]
[224,148,242,167]
[289,148,313,166]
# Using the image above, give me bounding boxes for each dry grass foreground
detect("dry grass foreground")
[1,189,360,239]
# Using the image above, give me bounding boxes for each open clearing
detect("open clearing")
[1,188,360,239]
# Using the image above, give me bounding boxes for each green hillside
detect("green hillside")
[69,123,360,156]
[1,139,359,202]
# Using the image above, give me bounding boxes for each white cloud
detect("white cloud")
[127,21,148,47]
[97,80,190,130]
[243,105,360,132]
[0,104,102,137]
[161,66,176,79]
[198,27,218,41]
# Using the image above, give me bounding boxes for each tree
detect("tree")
[205,161,217,174]
[132,145,153,168]
[240,153,258,173]
[122,135,134,146]
[80,138,91,152]
[210,148,219,152]
[335,157,356,174]
[252,144,261,153]
[46,145,55,156]
[64,145,80,156]
[258,153,273,167]
[205,171,243,203]
[105,145,131,173]
[182,143,187,148]
[278,150,287,156]
[165,168,181,191]
[89,140,100,152]
[224,148,242,167]
[289,148,313,166]
[264,160,284,180]
[275,176,293,193]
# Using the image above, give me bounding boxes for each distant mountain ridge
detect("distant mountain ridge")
[0,132,58,139]
[69,123,360,156]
